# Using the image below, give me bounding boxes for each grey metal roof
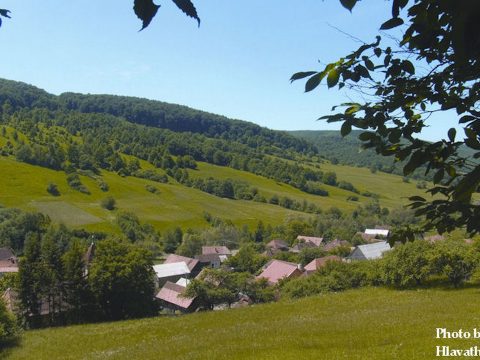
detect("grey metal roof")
[350,241,391,260]
[153,262,190,278]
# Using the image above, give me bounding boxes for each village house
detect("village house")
[263,239,289,256]
[155,281,198,313]
[256,259,303,285]
[164,254,201,277]
[289,240,316,254]
[349,241,391,260]
[153,262,191,288]
[0,247,19,275]
[296,236,324,247]
[364,228,390,238]
[322,239,351,252]
[202,246,231,256]
[195,253,224,269]
[304,256,342,276]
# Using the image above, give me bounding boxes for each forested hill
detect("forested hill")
[289,130,398,173]
[0,78,315,154]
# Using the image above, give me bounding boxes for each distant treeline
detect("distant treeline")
[0,81,357,196]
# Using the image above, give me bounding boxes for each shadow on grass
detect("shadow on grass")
[384,278,480,292]
[0,336,22,358]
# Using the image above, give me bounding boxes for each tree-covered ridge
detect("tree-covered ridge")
[0,78,362,202]
[0,78,315,156]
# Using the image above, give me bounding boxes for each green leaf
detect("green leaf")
[290,71,317,82]
[452,166,480,203]
[380,17,404,30]
[305,72,325,92]
[402,60,415,75]
[358,131,374,141]
[364,59,375,71]
[339,0,357,12]
[374,48,382,57]
[341,122,352,137]
[433,169,444,184]
[171,0,200,26]
[459,115,475,124]
[447,128,456,142]
[409,196,426,202]
[403,150,425,175]
[345,104,360,115]
[327,69,340,88]
[134,0,161,30]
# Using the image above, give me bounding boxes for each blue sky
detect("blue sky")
[0,1,457,140]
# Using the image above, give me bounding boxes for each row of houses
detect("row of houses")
[153,234,393,313]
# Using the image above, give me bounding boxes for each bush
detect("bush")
[382,241,432,288]
[101,196,116,211]
[145,184,159,194]
[66,173,90,194]
[430,240,478,287]
[281,261,376,299]
[99,181,109,192]
[0,298,20,346]
[46,183,60,196]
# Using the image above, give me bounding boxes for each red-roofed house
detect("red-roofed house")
[256,259,303,285]
[164,254,200,275]
[156,281,198,313]
[304,256,342,275]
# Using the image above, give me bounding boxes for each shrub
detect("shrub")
[382,241,433,288]
[101,196,116,211]
[145,184,159,194]
[430,240,478,287]
[0,298,20,346]
[66,173,90,194]
[99,181,109,192]
[46,183,60,196]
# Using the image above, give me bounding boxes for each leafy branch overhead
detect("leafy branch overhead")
[133,0,200,30]
[0,8,11,27]
[292,0,480,236]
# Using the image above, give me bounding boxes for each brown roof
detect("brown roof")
[0,248,18,273]
[164,254,199,272]
[323,239,351,252]
[195,253,222,264]
[304,256,342,274]
[290,241,316,253]
[297,236,323,247]
[202,246,231,255]
[0,247,15,261]
[266,239,289,250]
[156,281,195,309]
[256,259,302,285]
[355,232,384,243]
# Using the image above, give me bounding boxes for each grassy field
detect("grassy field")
[1,148,429,232]
[3,286,480,359]
[0,156,309,232]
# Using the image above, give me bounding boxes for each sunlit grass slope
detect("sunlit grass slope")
[4,287,480,360]
[1,150,431,232]
[1,156,307,232]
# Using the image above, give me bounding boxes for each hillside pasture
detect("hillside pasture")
[3,287,479,359]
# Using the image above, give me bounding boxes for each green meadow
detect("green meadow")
[1,151,430,232]
[3,286,479,359]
